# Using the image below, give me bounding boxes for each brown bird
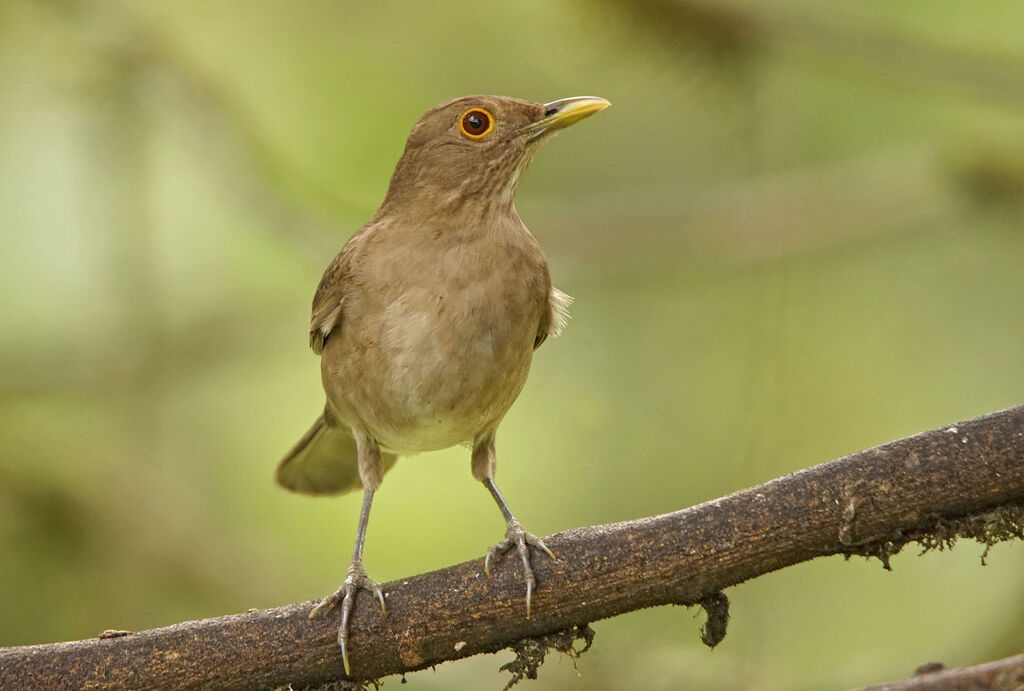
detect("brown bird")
[276,94,609,674]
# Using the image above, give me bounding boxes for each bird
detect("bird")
[275,94,610,675]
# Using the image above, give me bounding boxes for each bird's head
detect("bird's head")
[379,95,610,218]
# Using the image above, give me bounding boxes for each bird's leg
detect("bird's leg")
[483,477,556,618]
[473,433,555,619]
[309,433,385,676]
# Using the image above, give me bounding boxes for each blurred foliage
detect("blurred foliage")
[2,0,1024,688]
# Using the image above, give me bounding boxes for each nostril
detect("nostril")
[545,107,558,117]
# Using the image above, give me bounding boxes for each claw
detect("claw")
[309,559,386,676]
[308,589,342,619]
[485,520,556,619]
[339,589,354,675]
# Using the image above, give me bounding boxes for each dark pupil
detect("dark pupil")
[465,112,486,133]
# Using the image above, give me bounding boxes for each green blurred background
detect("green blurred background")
[2,0,1023,688]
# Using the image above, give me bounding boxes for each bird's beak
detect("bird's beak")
[519,96,611,139]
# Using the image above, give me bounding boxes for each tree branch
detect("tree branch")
[862,652,1024,690]
[3,406,1023,689]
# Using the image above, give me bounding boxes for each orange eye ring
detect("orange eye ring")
[458,108,495,139]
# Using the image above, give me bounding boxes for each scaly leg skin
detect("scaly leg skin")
[485,517,556,618]
[308,485,384,676]
[309,557,385,674]
[482,476,556,619]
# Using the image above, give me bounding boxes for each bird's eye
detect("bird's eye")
[458,108,494,139]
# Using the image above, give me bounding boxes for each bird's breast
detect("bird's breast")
[323,229,548,453]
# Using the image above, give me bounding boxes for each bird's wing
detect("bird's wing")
[309,252,348,355]
[535,287,573,349]
[309,223,383,354]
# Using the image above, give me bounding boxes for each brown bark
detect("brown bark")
[2,405,1023,690]
[861,652,1024,690]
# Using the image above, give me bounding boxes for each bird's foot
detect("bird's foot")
[308,558,386,675]
[485,520,556,619]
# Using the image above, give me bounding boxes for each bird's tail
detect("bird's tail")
[275,413,397,495]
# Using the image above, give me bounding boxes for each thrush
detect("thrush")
[276,94,609,674]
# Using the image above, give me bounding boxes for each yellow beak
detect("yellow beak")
[520,96,611,137]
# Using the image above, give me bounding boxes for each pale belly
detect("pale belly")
[321,287,540,454]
